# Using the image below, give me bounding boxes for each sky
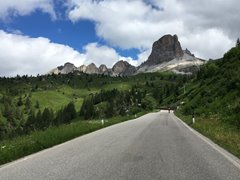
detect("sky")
[0,0,239,77]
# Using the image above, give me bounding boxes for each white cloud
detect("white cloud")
[179,29,234,59]
[67,0,239,60]
[6,28,23,35]
[68,0,161,50]
[0,30,84,76]
[0,0,56,20]
[0,30,138,76]
[83,43,140,67]
[83,43,119,67]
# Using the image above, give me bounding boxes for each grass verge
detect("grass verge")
[175,111,240,159]
[0,111,149,166]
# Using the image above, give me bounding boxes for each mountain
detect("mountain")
[144,34,184,66]
[85,63,99,74]
[49,62,77,75]
[77,65,87,73]
[49,34,206,76]
[137,34,205,74]
[99,64,109,75]
[111,60,137,76]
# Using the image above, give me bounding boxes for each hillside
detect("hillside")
[0,72,187,140]
[1,43,239,141]
[172,44,240,157]
[177,44,240,127]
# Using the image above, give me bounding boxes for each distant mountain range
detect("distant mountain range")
[49,34,206,76]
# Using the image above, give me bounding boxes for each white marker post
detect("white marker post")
[192,113,195,124]
[101,119,104,126]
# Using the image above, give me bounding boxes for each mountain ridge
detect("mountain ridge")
[49,34,206,76]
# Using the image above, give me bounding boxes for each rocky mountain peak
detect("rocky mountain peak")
[64,62,74,66]
[48,34,205,76]
[144,34,184,66]
[86,63,99,74]
[99,64,108,74]
[78,65,87,73]
[112,60,137,76]
[55,62,76,74]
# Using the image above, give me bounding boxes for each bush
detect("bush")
[233,103,240,128]
[130,107,142,115]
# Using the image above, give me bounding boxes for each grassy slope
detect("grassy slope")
[30,82,132,112]
[175,112,240,158]
[31,86,92,111]
[174,45,240,158]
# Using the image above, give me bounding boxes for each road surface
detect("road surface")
[0,111,240,180]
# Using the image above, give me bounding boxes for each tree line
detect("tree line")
[0,95,77,140]
[80,87,151,120]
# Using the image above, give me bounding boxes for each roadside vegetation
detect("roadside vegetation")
[0,111,148,165]
[174,41,240,158]
[175,112,240,158]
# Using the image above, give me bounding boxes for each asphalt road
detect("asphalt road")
[0,111,240,180]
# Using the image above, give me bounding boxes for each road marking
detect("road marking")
[173,113,240,170]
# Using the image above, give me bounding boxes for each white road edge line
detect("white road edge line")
[173,113,240,170]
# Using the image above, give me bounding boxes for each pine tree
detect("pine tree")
[17,96,23,106]
[105,100,114,118]
[25,96,31,110]
[3,97,14,123]
[41,108,52,129]
[55,109,63,125]
[35,101,40,109]
[236,38,240,47]
[0,111,7,139]
[64,102,77,122]
[80,97,95,120]
[26,110,36,132]
[49,108,54,126]
[35,110,42,129]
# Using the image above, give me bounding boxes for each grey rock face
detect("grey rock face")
[112,60,137,76]
[142,34,183,67]
[184,48,194,57]
[86,63,99,74]
[99,64,109,75]
[137,34,205,74]
[49,62,76,74]
[61,62,77,74]
[78,65,87,73]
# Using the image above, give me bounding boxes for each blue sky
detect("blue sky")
[1,11,100,52]
[0,0,238,76]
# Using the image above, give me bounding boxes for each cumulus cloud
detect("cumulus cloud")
[67,0,238,59]
[83,43,119,67]
[0,30,84,76]
[179,29,234,59]
[0,0,56,20]
[68,0,161,49]
[83,43,139,67]
[0,30,138,76]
